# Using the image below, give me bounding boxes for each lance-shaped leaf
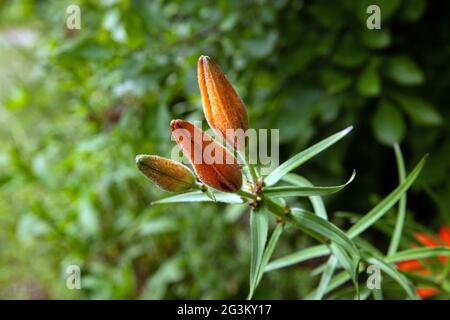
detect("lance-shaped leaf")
[263,170,355,198]
[304,271,351,299]
[386,247,450,264]
[288,208,359,260]
[248,206,269,300]
[313,256,338,300]
[265,244,329,272]
[152,190,244,205]
[366,256,418,299]
[257,224,283,282]
[347,155,427,239]
[265,126,353,186]
[282,174,328,219]
[264,154,427,272]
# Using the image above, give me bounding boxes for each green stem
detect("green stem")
[248,162,259,183]
[238,189,257,201]
[264,196,289,218]
[237,149,259,185]
[388,143,406,256]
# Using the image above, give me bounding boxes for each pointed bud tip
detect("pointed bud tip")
[135,154,145,165]
[198,55,210,63]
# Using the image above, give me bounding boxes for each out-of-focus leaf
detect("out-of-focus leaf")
[359,29,391,49]
[78,196,100,237]
[321,68,353,94]
[372,100,405,145]
[357,64,381,97]
[394,95,443,126]
[241,31,278,59]
[332,34,367,68]
[400,0,426,21]
[385,56,425,86]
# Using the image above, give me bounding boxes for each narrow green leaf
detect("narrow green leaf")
[386,247,450,264]
[282,174,328,219]
[255,223,284,288]
[347,155,427,239]
[248,207,269,299]
[265,126,353,186]
[313,256,337,300]
[289,209,360,283]
[289,208,359,258]
[152,190,243,205]
[311,261,329,276]
[305,271,351,299]
[357,238,418,299]
[388,144,407,256]
[264,244,329,272]
[264,170,355,198]
[355,237,385,256]
[366,257,418,299]
[266,154,426,274]
[282,170,330,302]
[330,243,360,299]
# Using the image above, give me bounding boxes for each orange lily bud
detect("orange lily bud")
[198,55,249,149]
[136,154,197,192]
[170,119,242,193]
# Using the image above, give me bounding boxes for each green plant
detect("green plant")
[1,0,449,300]
[137,56,449,299]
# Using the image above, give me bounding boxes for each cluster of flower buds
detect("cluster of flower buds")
[137,56,248,194]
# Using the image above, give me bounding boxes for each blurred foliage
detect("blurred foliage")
[0,0,448,299]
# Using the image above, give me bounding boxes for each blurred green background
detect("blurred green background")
[0,0,448,299]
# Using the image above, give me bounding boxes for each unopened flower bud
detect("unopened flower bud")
[170,119,242,193]
[198,55,249,149]
[136,155,196,192]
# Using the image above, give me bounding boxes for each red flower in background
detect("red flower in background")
[397,225,450,298]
